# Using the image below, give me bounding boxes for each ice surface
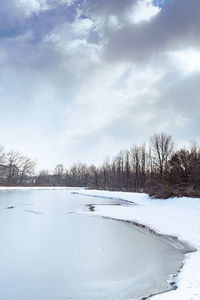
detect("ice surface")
[0,186,82,191]
[0,188,188,300]
[75,189,200,300]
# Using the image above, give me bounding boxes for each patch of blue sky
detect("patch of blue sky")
[153,0,173,8]
[0,28,24,38]
[0,2,78,41]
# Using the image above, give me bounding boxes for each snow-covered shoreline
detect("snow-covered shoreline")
[74,189,200,300]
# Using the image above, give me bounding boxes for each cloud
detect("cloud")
[128,0,161,24]
[168,48,200,74]
[0,0,200,169]
[82,0,200,63]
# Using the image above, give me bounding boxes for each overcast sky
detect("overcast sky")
[0,0,200,170]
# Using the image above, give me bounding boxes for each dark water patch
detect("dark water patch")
[87,204,95,212]
[86,203,127,212]
[6,206,15,209]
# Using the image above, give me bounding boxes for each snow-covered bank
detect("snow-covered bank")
[75,189,200,300]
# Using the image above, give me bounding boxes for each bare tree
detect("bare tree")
[149,133,174,176]
[39,169,49,177]
[130,145,141,191]
[6,151,24,182]
[89,165,99,188]
[124,150,131,190]
[54,164,65,176]
[6,151,22,165]
[37,169,50,185]
[19,156,36,182]
[4,151,36,183]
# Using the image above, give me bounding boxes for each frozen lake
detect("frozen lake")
[0,189,189,299]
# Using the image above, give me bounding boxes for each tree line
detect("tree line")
[37,133,200,198]
[1,133,200,197]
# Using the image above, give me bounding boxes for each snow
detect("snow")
[74,189,200,300]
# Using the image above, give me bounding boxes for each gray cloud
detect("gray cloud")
[83,0,137,17]
[83,0,200,62]
[1,0,200,169]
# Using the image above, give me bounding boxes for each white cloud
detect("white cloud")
[18,0,49,16]
[58,0,74,5]
[72,18,94,36]
[108,15,119,27]
[168,48,200,74]
[129,0,160,24]
[58,62,162,149]
[44,18,100,79]
[17,0,74,17]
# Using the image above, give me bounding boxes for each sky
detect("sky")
[0,0,200,170]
